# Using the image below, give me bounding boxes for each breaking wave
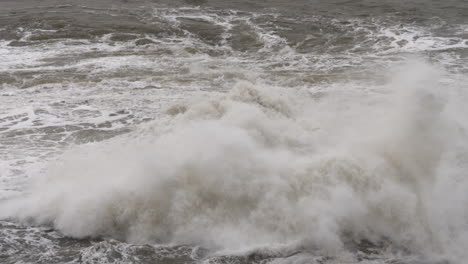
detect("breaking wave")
[1,61,468,263]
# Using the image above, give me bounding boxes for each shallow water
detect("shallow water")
[0,0,467,263]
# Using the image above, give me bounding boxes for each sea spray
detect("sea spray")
[1,61,467,263]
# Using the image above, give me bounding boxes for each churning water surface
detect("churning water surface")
[0,0,468,263]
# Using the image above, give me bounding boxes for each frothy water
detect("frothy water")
[1,1,467,263]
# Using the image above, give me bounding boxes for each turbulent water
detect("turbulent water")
[1,0,468,263]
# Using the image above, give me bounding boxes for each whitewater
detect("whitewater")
[0,1,467,263]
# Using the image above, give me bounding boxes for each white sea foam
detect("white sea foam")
[1,60,467,263]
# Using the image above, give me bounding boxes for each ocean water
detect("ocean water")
[0,0,467,263]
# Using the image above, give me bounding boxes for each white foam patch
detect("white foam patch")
[380,26,468,52]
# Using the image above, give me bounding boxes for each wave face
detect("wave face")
[1,1,468,263]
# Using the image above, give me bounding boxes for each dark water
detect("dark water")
[0,0,467,263]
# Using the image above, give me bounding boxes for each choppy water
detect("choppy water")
[0,0,467,263]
